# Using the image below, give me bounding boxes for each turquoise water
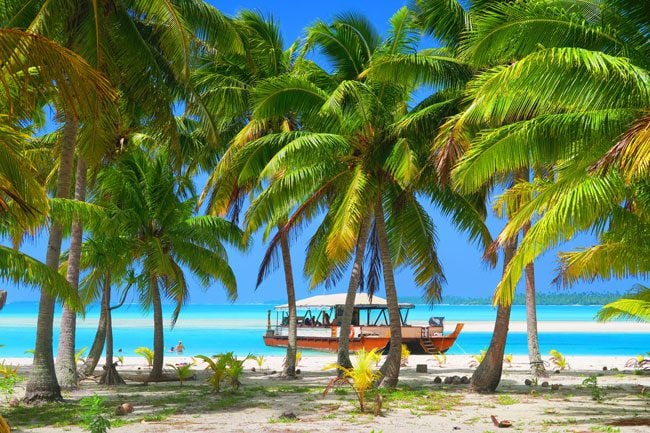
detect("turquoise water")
[1,303,648,357]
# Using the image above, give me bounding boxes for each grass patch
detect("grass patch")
[496,394,519,405]
[381,388,463,414]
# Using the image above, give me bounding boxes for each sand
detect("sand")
[2,354,649,433]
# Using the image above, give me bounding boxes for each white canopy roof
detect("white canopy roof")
[275,293,414,310]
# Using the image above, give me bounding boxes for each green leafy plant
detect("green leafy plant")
[0,361,22,398]
[469,349,487,368]
[116,355,124,366]
[549,349,570,370]
[582,375,605,402]
[197,352,251,392]
[400,344,411,367]
[134,347,154,368]
[433,354,447,368]
[75,346,88,364]
[324,348,382,412]
[167,360,195,386]
[503,354,513,366]
[253,354,266,371]
[79,395,111,433]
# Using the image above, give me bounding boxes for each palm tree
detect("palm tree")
[94,149,245,380]
[597,286,650,323]
[194,11,312,378]
[243,9,489,386]
[2,0,241,396]
[411,0,650,390]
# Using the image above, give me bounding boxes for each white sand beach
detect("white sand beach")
[3,354,649,433]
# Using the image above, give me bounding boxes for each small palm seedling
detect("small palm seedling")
[76,347,88,364]
[504,354,513,367]
[433,354,447,368]
[0,362,21,399]
[324,348,382,413]
[197,352,251,392]
[253,354,266,371]
[549,350,570,370]
[469,349,487,368]
[134,347,154,368]
[196,355,227,392]
[400,344,410,367]
[80,395,111,433]
[167,360,195,386]
[582,374,605,402]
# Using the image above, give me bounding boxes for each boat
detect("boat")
[263,293,463,354]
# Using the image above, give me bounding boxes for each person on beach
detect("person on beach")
[175,341,185,353]
[170,346,175,353]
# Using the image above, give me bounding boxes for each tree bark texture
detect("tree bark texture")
[56,158,87,389]
[470,238,517,393]
[374,199,402,388]
[25,114,78,402]
[523,221,547,377]
[80,303,107,377]
[100,275,124,385]
[280,233,298,378]
[337,214,371,373]
[149,275,165,380]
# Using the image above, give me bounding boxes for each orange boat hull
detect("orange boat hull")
[263,323,463,354]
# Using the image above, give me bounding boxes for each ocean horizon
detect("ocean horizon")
[1,302,648,358]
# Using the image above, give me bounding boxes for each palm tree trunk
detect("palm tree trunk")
[523,221,547,377]
[80,301,107,378]
[56,158,87,389]
[470,238,517,393]
[279,233,297,378]
[374,199,401,388]
[337,214,372,372]
[149,275,164,380]
[25,114,78,402]
[100,275,124,385]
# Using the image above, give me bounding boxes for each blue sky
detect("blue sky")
[4,0,639,305]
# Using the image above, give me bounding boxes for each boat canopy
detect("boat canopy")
[275,293,415,310]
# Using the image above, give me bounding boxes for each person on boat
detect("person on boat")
[322,311,331,326]
[175,341,185,353]
[304,317,312,326]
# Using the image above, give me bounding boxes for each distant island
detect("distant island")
[401,292,623,306]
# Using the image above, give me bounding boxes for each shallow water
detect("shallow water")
[0,303,647,357]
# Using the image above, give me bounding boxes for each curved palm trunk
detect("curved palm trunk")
[56,158,87,388]
[149,275,165,380]
[337,214,372,372]
[374,199,401,388]
[279,234,297,378]
[25,114,78,402]
[470,238,517,393]
[523,222,547,377]
[80,304,107,377]
[100,275,124,385]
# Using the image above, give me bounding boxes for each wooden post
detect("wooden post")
[267,309,272,332]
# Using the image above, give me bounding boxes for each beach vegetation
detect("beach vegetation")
[549,350,570,371]
[167,361,196,386]
[0,362,22,398]
[469,350,487,368]
[134,347,154,368]
[79,395,111,433]
[597,286,650,323]
[433,354,447,367]
[496,394,518,405]
[253,354,266,371]
[400,344,411,366]
[324,348,382,412]
[75,347,88,364]
[197,352,251,392]
[582,375,605,402]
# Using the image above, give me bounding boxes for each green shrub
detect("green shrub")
[134,347,154,367]
[79,395,111,433]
